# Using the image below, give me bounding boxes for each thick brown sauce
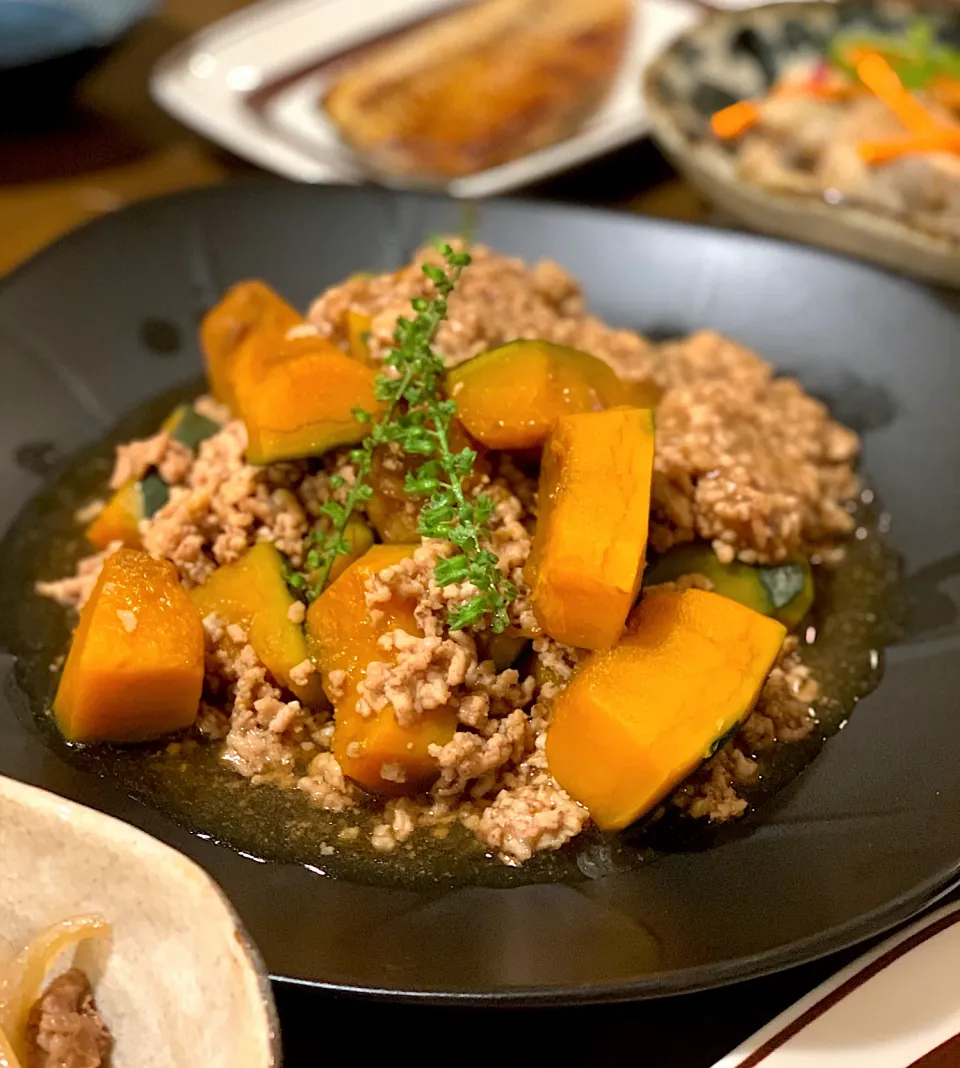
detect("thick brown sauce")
[0,383,902,890]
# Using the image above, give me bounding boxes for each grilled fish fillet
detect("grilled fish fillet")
[323,0,634,181]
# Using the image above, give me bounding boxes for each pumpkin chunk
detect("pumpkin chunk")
[230,332,347,422]
[546,587,786,830]
[646,545,815,630]
[239,346,380,464]
[306,545,457,793]
[190,542,322,705]
[53,549,204,742]
[199,280,303,406]
[446,339,637,449]
[478,631,530,673]
[324,516,376,587]
[366,420,486,544]
[86,480,146,550]
[526,407,655,649]
[87,407,221,550]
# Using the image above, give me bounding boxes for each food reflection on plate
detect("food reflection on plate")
[0,776,277,1067]
[321,0,635,181]
[711,18,960,239]
[29,236,897,874]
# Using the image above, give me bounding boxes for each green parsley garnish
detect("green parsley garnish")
[303,243,516,633]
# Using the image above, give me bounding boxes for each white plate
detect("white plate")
[715,896,960,1068]
[151,0,715,196]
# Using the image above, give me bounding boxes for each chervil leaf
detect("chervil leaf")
[285,244,514,628]
[434,553,471,586]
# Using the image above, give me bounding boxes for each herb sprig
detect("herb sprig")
[296,244,516,633]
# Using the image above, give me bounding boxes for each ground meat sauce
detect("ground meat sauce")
[25,968,113,1068]
[34,243,883,872]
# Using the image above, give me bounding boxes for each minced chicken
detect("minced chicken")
[38,244,854,864]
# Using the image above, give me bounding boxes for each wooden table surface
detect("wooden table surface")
[0,0,709,277]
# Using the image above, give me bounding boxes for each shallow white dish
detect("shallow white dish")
[151,0,783,196]
[0,775,279,1067]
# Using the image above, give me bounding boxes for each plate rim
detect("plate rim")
[2,181,960,1004]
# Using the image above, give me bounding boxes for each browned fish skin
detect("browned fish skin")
[323,0,632,180]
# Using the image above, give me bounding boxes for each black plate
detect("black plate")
[1,181,959,1004]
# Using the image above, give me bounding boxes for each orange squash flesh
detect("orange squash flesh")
[85,480,143,550]
[230,332,349,421]
[199,280,303,406]
[526,407,655,649]
[366,419,486,544]
[321,516,376,587]
[240,347,381,464]
[306,545,457,793]
[446,339,636,449]
[53,549,204,743]
[190,541,323,706]
[546,587,786,830]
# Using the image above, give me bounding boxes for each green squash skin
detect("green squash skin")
[120,404,220,525]
[645,544,814,630]
[703,720,743,761]
[139,472,170,517]
[164,405,221,451]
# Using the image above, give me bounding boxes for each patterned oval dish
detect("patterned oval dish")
[644,0,960,288]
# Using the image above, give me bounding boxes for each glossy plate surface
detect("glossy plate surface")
[0,182,959,1003]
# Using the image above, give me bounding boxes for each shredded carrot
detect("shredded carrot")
[858,129,960,164]
[855,53,939,133]
[711,51,960,155]
[710,101,759,139]
[853,52,960,163]
[710,77,851,140]
[774,76,856,102]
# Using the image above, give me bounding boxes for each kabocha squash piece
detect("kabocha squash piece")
[646,545,815,630]
[86,480,145,550]
[526,407,656,649]
[331,699,457,797]
[87,405,219,551]
[53,549,204,742]
[240,346,380,464]
[85,474,169,551]
[307,545,458,793]
[230,332,347,421]
[447,340,636,449]
[161,404,221,450]
[190,541,322,705]
[345,309,374,363]
[312,516,377,588]
[199,280,303,405]
[366,455,422,544]
[366,420,487,543]
[546,587,786,830]
[478,631,530,673]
